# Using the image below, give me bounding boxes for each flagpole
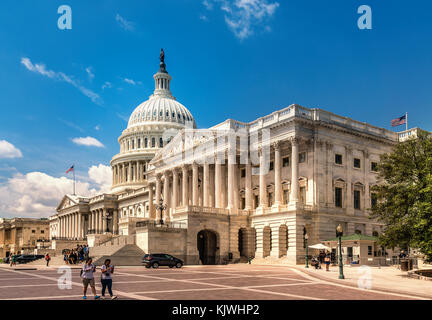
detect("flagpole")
[73,165,76,195]
[406,112,408,131]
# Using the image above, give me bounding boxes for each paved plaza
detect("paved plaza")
[0,264,430,300]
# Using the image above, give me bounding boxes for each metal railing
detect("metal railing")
[329,255,418,268]
[136,220,186,229]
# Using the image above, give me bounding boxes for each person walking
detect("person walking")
[10,254,17,267]
[100,259,117,300]
[45,253,51,267]
[324,253,331,271]
[81,258,100,300]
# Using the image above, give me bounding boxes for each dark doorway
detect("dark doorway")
[197,230,217,265]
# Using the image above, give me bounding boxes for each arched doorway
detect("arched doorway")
[197,230,217,265]
[263,226,272,258]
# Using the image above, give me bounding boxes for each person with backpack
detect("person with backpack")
[81,258,100,300]
[324,252,331,271]
[100,259,117,300]
[45,253,51,267]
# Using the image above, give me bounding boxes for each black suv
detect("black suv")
[15,254,44,264]
[142,254,183,268]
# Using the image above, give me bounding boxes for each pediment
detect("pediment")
[56,195,78,212]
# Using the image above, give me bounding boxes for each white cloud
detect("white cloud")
[94,125,100,131]
[0,140,23,159]
[203,0,214,10]
[72,136,104,148]
[21,57,103,105]
[0,166,112,218]
[123,78,142,86]
[206,0,279,40]
[88,164,111,192]
[86,66,95,80]
[124,78,136,85]
[102,81,112,90]
[116,14,135,31]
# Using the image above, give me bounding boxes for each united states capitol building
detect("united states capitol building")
[48,51,420,265]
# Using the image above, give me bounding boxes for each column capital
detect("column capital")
[272,140,282,150]
[289,136,299,146]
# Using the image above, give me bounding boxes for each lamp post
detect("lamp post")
[155,199,167,225]
[336,224,345,279]
[305,233,309,268]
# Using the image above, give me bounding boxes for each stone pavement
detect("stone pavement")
[0,264,429,300]
[289,264,432,299]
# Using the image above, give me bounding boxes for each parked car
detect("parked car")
[142,254,183,268]
[15,254,44,264]
[3,256,10,264]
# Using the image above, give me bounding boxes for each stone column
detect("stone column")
[77,213,82,239]
[99,209,103,233]
[192,163,199,206]
[345,146,353,215]
[245,162,253,210]
[274,142,282,206]
[172,168,179,209]
[95,210,100,234]
[163,171,170,219]
[128,162,132,182]
[148,183,155,219]
[113,209,118,234]
[290,138,299,203]
[259,149,268,208]
[203,163,210,207]
[182,165,189,207]
[102,209,107,233]
[215,162,222,208]
[155,174,162,206]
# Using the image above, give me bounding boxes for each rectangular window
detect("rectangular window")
[299,152,306,163]
[335,187,342,208]
[371,162,378,172]
[132,140,135,149]
[40,230,44,234]
[269,161,274,171]
[32,230,35,234]
[137,139,141,148]
[354,190,361,209]
[368,246,372,255]
[254,195,259,209]
[335,154,343,165]
[282,157,290,167]
[283,190,289,204]
[241,197,246,209]
[241,169,246,178]
[300,187,306,204]
[371,193,378,208]
[354,158,361,168]
[268,192,273,206]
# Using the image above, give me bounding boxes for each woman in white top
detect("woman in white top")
[81,258,100,300]
[101,259,117,299]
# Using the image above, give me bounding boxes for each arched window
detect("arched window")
[151,138,155,148]
[144,138,148,148]
[372,231,379,237]
[137,138,141,148]
[159,137,163,148]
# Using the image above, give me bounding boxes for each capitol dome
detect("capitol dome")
[110,49,195,194]
[128,97,195,128]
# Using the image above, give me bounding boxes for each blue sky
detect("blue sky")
[0,0,431,217]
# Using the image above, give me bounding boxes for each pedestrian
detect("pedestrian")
[64,251,68,265]
[100,259,117,300]
[324,253,331,271]
[81,258,100,300]
[10,254,17,267]
[45,253,51,267]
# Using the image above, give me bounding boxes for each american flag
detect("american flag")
[391,114,406,127]
[65,165,74,174]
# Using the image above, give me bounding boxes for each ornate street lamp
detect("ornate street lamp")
[336,224,345,279]
[155,199,167,225]
[305,233,309,268]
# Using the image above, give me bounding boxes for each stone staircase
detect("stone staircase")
[27,235,145,267]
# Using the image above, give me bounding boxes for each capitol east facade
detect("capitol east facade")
[49,53,417,265]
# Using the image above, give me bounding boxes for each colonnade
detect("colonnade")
[57,208,119,239]
[149,139,300,215]
[112,161,148,186]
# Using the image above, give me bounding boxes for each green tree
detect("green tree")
[370,131,432,262]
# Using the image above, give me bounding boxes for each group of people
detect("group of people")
[81,258,117,300]
[311,250,332,271]
[63,245,89,265]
